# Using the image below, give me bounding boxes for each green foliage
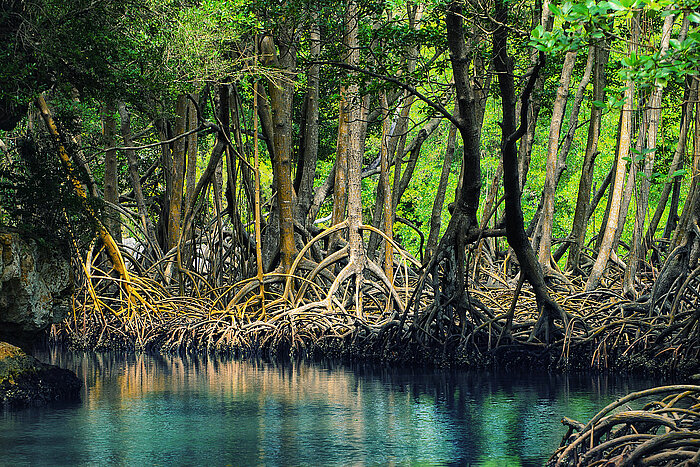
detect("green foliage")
[0,136,95,251]
[166,0,257,85]
[531,0,700,90]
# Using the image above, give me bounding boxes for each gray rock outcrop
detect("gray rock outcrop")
[0,231,72,345]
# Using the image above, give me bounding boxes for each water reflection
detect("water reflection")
[1,349,658,466]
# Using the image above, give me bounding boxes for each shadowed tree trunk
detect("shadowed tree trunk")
[412,1,483,335]
[295,12,321,231]
[425,119,457,265]
[118,102,159,254]
[166,94,187,254]
[185,93,198,211]
[331,92,349,235]
[260,34,297,274]
[493,0,567,342]
[102,101,121,243]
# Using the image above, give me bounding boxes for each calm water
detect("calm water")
[1,349,658,466]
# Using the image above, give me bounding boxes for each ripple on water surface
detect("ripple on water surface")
[0,349,658,466]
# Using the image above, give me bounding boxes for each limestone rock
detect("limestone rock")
[0,231,72,344]
[0,342,81,407]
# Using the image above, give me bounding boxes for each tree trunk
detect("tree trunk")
[425,120,457,264]
[517,4,553,192]
[102,101,121,243]
[567,43,609,271]
[624,12,677,297]
[166,94,188,254]
[36,95,134,294]
[493,0,566,342]
[295,14,321,230]
[646,76,697,250]
[417,1,482,332]
[613,104,648,256]
[672,79,700,252]
[380,93,394,280]
[118,102,159,254]
[585,15,639,292]
[343,0,366,317]
[185,93,198,210]
[538,50,577,267]
[260,35,297,274]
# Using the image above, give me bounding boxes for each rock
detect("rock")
[0,231,72,346]
[0,342,81,407]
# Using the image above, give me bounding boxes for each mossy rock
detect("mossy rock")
[0,342,81,407]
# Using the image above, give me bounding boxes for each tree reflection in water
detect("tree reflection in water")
[1,349,657,466]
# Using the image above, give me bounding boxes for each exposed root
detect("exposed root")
[548,385,700,466]
[53,227,699,376]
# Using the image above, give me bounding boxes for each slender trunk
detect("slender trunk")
[558,45,596,175]
[425,121,457,264]
[331,92,349,234]
[295,14,321,228]
[547,45,596,263]
[394,117,442,205]
[118,102,159,253]
[36,95,133,291]
[253,60,265,310]
[380,93,394,280]
[369,110,441,256]
[260,35,297,273]
[568,43,609,271]
[102,101,121,243]
[646,76,697,249]
[538,50,577,267]
[594,112,624,251]
[167,94,187,253]
[613,104,648,255]
[389,4,422,215]
[185,93,198,210]
[624,12,677,297]
[585,16,639,292]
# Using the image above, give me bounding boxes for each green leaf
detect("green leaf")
[532,25,544,39]
[671,169,687,178]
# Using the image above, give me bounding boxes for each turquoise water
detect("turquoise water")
[1,349,656,466]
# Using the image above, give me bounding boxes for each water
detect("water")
[1,349,658,466]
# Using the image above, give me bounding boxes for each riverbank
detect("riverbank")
[50,284,699,378]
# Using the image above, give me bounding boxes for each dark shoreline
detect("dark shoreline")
[46,328,700,379]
